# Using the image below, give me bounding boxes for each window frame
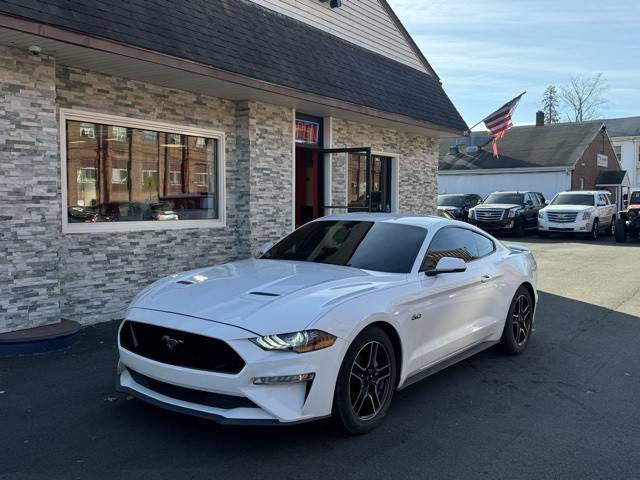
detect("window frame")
[419,225,496,272]
[60,109,226,234]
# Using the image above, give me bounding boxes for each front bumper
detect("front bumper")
[469,218,515,231]
[538,218,592,233]
[116,308,348,425]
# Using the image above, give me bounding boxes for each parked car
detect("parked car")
[116,213,538,434]
[437,193,482,221]
[468,191,544,236]
[538,191,616,240]
[615,189,640,243]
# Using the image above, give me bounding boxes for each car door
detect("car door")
[523,192,539,229]
[405,227,501,374]
[598,193,616,226]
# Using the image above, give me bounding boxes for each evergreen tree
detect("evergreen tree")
[541,85,561,124]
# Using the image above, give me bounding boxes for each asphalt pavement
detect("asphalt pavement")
[1,236,639,480]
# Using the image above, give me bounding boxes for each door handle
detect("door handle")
[480,274,493,283]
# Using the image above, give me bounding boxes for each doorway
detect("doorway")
[295,147,324,227]
[348,153,393,213]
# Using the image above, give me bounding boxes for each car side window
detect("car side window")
[598,194,607,206]
[524,193,534,205]
[421,227,494,271]
[536,193,546,205]
[473,232,496,257]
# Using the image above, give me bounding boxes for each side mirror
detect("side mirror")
[544,200,550,206]
[425,257,467,277]
[259,241,274,256]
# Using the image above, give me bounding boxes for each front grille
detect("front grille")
[128,369,258,409]
[120,321,245,374]
[548,211,578,223]
[475,209,505,221]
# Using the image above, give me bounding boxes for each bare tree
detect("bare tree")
[541,85,561,124]
[560,73,608,122]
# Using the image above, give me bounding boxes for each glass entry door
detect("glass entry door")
[348,153,393,213]
[319,147,394,214]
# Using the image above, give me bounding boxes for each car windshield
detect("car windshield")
[262,220,427,273]
[551,194,595,206]
[484,193,524,205]
[630,192,640,204]
[437,195,466,207]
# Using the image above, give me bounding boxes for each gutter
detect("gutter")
[438,166,574,175]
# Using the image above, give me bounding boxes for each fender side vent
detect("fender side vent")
[176,280,195,285]
[249,291,280,297]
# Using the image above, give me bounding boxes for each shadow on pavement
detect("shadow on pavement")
[1,291,639,480]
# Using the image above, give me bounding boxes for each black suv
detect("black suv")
[437,193,483,221]
[468,191,545,236]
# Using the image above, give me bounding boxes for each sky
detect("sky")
[388,0,640,129]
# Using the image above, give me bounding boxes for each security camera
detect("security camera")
[28,45,42,56]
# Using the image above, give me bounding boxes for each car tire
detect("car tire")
[615,218,627,243]
[500,286,534,355]
[608,217,616,236]
[589,218,599,240]
[513,219,526,237]
[333,327,397,435]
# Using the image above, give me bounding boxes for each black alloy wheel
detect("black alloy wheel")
[500,286,534,355]
[615,218,627,243]
[334,327,397,435]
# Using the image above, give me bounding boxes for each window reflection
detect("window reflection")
[66,120,219,223]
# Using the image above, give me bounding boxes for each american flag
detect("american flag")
[482,92,525,156]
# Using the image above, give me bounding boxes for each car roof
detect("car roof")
[557,190,609,195]
[318,213,448,229]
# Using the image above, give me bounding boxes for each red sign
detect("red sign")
[295,119,320,144]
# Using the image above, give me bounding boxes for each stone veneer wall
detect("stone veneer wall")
[331,119,438,214]
[0,46,61,333]
[0,53,296,331]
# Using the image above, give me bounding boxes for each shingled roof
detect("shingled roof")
[439,122,605,171]
[601,117,640,138]
[0,0,467,134]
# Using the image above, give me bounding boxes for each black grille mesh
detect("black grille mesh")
[120,321,245,374]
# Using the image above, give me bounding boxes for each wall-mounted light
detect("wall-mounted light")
[319,0,342,8]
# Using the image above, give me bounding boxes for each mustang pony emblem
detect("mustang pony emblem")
[161,335,184,351]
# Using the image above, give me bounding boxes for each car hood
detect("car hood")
[543,204,593,212]
[437,205,461,210]
[131,259,405,335]
[474,204,521,210]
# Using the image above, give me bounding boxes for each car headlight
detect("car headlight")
[507,208,520,219]
[249,330,337,353]
[582,210,593,220]
[538,210,546,220]
[469,209,476,219]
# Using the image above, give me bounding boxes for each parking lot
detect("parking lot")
[1,236,639,480]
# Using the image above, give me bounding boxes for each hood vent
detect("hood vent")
[249,291,280,297]
[176,280,195,285]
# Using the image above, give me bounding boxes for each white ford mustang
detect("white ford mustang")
[117,214,538,434]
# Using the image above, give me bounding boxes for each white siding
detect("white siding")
[613,139,640,188]
[438,171,572,202]
[249,0,429,74]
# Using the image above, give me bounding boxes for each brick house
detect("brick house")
[438,114,625,205]
[0,0,466,333]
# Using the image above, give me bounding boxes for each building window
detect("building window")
[142,130,158,142]
[613,145,622,161]
[110,126,128,142]
[63,111,224,231]
[169,171,182,185]
[111,168,129,185]
[79,123,95,139]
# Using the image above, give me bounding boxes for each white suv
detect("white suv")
[538,191,617,240]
